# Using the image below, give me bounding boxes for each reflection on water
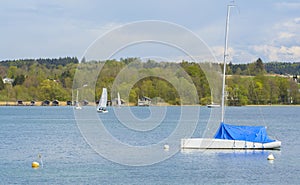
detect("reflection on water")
[181,148,281,159]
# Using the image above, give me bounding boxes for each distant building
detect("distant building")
[30,100,36,106]
[42,100,50,106]
[82,100,89,106]
[66,100,73,106]
[138,96,151,106]
[16,100,23,106]
[293,75,299,83]
[2,77,14,84]
[52,100,59,106]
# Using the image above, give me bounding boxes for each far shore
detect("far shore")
[0,101,69,106]
[0,101,299,107]
[244,104,300,107]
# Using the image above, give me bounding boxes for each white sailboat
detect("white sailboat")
[207,89,221,108]
[181,3,281,150]
[207,102,220,108]
[74,89,82,110]
[117,92,121,107]
[97,88,108,113]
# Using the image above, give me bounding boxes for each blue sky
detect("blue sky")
[0,0,300,63]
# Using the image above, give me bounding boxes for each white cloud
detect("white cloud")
[252,45,300,62]
[278,32,295,40]
[245,16,300,62]
[275,2,300,9]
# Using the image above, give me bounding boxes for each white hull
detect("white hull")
[181,138,281,150]
[97,109,108,113]
[138,101,150,106]
[207,104,220,108]
[75,106,82,110]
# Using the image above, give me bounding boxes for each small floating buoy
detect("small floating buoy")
[164,144,169,151]
[267,153,275,160]
[32,161,40,168]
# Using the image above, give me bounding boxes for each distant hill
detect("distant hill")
[264,62,300,75]
[229,60,300,75]
[0,57,79,68]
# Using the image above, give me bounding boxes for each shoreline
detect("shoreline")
[0,101,299,107]
[244,104,300,107]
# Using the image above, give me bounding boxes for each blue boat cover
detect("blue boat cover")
[214,122,275,143]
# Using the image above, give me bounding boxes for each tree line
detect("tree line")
[228,58,300,75]
[0,57,299,105]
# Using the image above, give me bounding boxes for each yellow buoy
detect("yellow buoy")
[164,144,170,151]
[267,153,275,160]
[32,161,40,168]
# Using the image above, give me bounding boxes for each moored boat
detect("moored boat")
[181,3,281,150]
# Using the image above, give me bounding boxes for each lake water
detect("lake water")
[0,106,299,184]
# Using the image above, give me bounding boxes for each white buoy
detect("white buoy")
[164,144,169,151]
[267,153,275,160]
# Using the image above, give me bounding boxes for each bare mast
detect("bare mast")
[221,4,235,123]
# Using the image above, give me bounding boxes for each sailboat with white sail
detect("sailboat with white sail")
[207,88,221,108]
[117,92,121,107]
[181,3,281,150]
[97,88,108,113]
[74,89,82,110]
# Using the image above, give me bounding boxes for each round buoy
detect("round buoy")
[267,153,275,160]
[32,161,40,168]
[164,144,169,151]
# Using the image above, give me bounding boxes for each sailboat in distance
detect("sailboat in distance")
[74,89,82,110]
[181,3,281,150]
[207,88,220,108]
[117,92,121,107]
[97,88,108,113]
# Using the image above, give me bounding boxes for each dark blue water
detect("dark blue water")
[0,106,299,184]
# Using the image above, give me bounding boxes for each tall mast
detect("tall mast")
[221,4,235,123]
[76,89,79,102]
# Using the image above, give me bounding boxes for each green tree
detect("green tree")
[12,74,25,86]
[247,58,266,76]
[38,79,69,101]
[7,66,18,78]
[0,76,4,90]
[289,79,299,104]
[278,78,289,104]
[268,77,280,104]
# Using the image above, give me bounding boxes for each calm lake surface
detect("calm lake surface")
[0,106,299,184]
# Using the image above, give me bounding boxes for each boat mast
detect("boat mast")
[76,89,79,102]
[221,4,235,123]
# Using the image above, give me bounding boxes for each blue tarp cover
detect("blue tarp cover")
[214,122,275,143]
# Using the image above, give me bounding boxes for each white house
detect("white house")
[2,77,14,84]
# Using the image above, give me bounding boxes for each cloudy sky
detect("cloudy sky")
[0,0,299,63]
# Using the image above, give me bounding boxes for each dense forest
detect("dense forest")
[228,59,300,75]
[0,57,299,105]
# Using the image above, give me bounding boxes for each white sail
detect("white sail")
[97,88,108,113]
[75,89,82,110]
[117,92,121,106]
